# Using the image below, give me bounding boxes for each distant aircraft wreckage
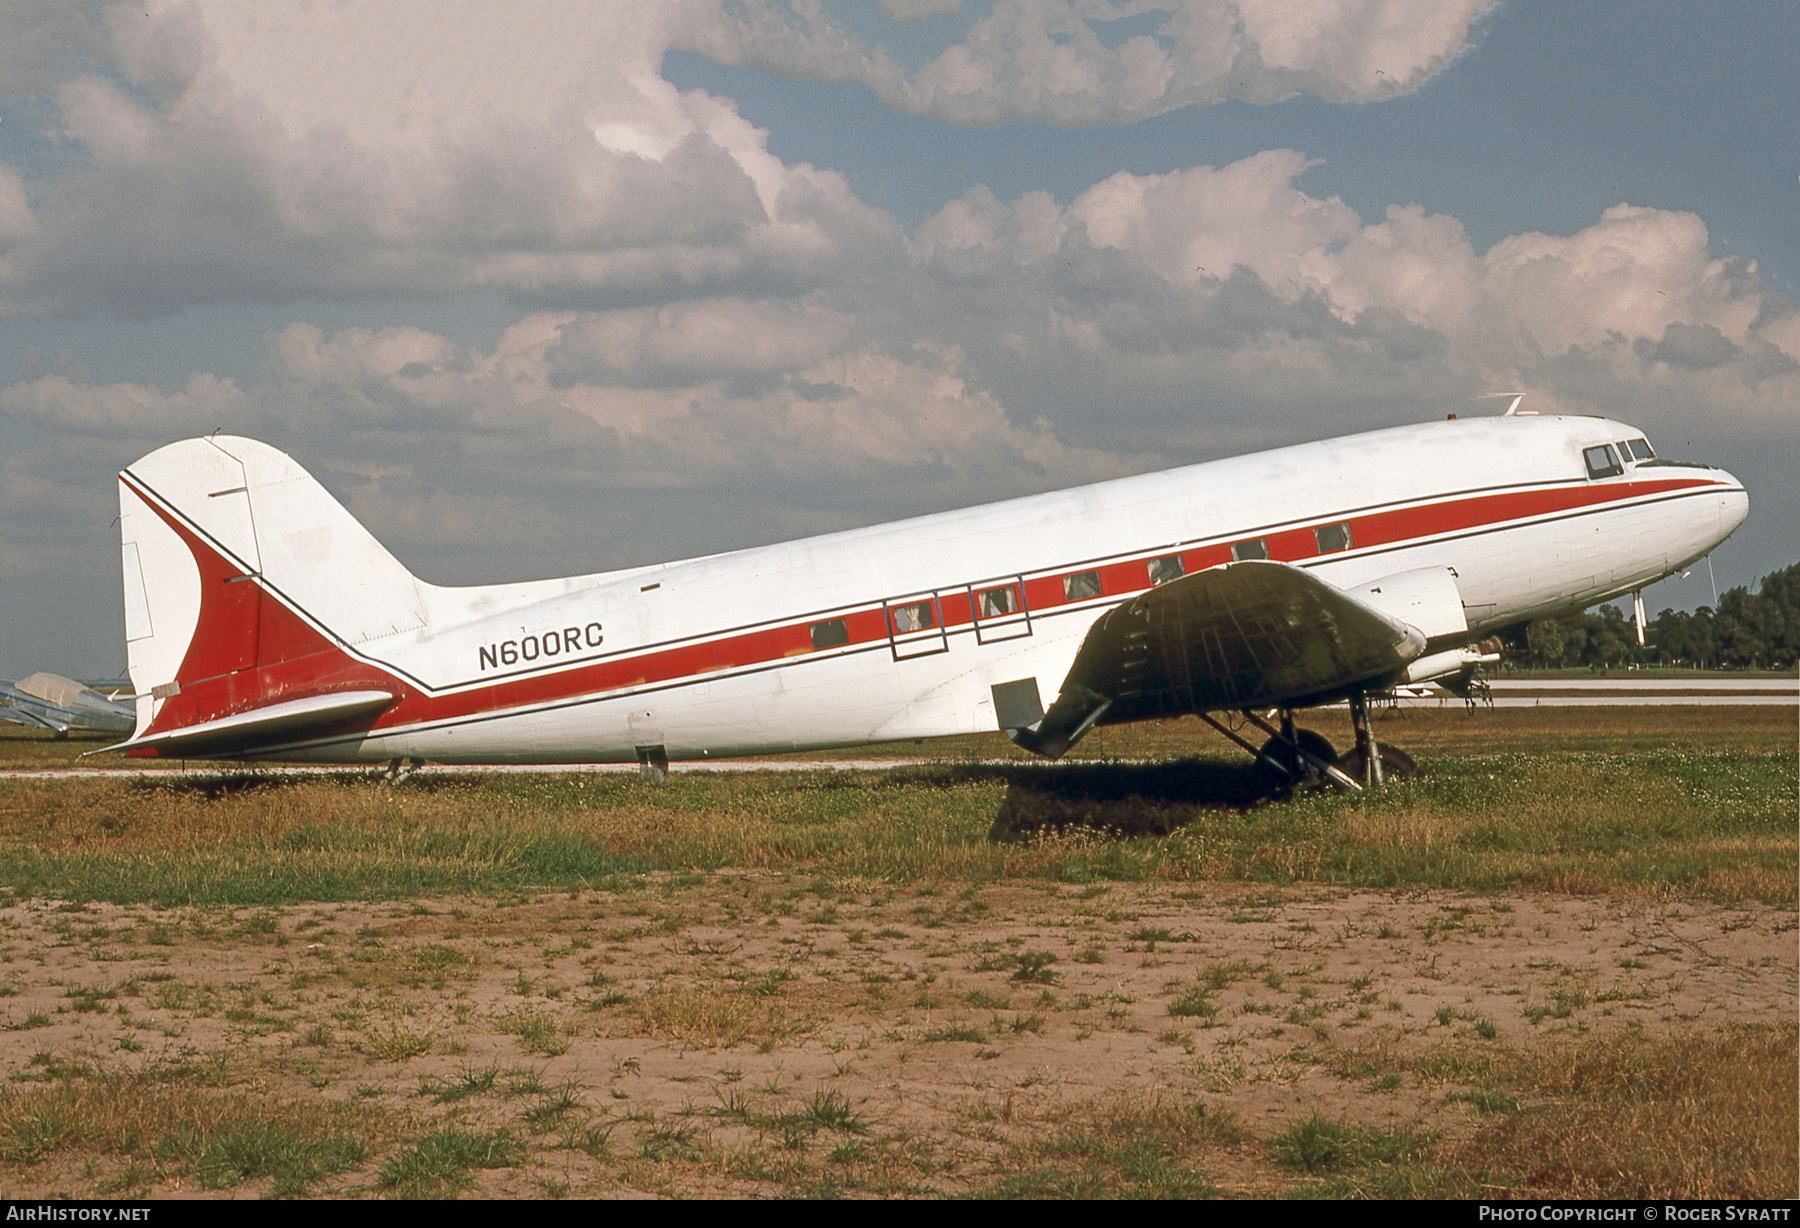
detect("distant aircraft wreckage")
[102,414,1747,789]
[1,673,135,737]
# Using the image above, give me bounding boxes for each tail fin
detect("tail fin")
[118,436,423,743]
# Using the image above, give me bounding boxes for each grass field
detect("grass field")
[0,708,1791,906]
[0,707,1792,1199]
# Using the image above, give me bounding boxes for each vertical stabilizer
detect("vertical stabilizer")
[118,437,425,740]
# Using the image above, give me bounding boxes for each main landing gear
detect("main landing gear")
[1335,691,1417,787]
[1198,692,1416,792]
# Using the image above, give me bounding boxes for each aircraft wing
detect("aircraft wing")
[1011,560,1429,758]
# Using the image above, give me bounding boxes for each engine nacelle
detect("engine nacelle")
[1350,566,1469,643]
[1400,642,1503,686]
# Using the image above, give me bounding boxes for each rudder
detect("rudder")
[118,437,426,740]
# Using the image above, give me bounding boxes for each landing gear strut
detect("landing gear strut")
[1200,709,1360,791]
[1334,691,1418,786]
[1201,701,1416,791]
[1350,691,1383,787]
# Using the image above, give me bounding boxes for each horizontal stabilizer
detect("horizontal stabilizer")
[105,690,394,757]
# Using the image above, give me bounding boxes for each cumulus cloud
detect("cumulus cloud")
[1481,206,1768,357]
[1038,161,1780,364]
[0,0,104,97]
[903,151,1799,450]
[0,371,244,436]
[675,0,1495,125]
[0,1,1492,317]
[10,143,1793,595]
[544,300,858,388]
[0,0,895,315]
[0,305,1139,586]
[10,134,1795,550]
[881,0,965,23]
[0,163,34,292]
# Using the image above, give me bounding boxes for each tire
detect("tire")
[1335,742,1417,782]
[1257,728,1338,783]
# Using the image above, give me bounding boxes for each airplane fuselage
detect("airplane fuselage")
[115,415,1748,764]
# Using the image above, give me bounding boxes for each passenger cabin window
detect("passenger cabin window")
[809,618,849,650]
[1231,538,1269,562]
[977,585,1020,618]
[1584,444,1623,479]
[1622,438,1655,462]
[1148,554,1185,586]
[1063,571,1102,601]
[1313,522,1354,554]
[891,601,936,634]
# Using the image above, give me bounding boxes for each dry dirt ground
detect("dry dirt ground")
[0,875,1791,1197]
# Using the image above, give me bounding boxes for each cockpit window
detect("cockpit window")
[1583,444,1623,479]
[1622,438,1655,462]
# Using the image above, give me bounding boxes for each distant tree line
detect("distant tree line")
[1519,562,1799,671]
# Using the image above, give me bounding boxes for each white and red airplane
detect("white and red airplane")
[107,411,1748,786]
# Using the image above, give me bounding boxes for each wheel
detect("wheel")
[1335,742,1417,782]
[1257,728,1338,783]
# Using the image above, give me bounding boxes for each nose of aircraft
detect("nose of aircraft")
[1716,471,1750,544]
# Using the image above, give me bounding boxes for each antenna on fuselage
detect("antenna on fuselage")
[1481,392,1532,416]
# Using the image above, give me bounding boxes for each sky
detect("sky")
[0,0,1794,680]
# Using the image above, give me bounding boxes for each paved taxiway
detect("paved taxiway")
[1399,676,1795,707]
